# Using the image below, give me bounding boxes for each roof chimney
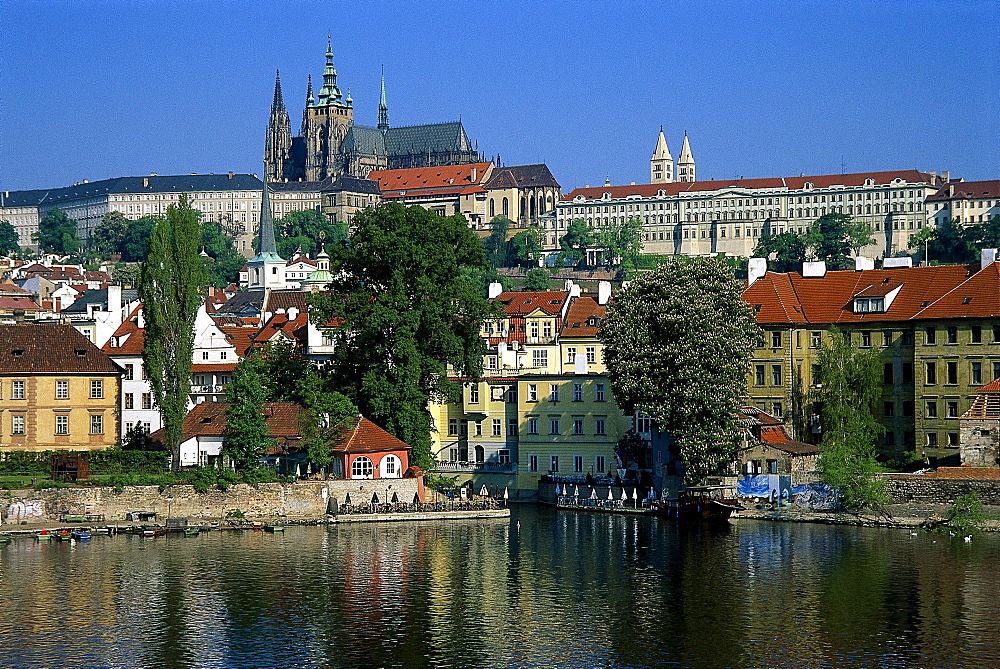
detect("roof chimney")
[854,256,875,271]
[488,281,503,299]
[981,248,997,270]
[748,257,767,285]
[228,172,234,179]
[598,281,612,305]
[802,261,827,278]
[943,170,950,182]
[471,167,476,182]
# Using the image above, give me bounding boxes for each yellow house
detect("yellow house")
[0,324,121,452]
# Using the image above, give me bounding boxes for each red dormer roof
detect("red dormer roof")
[927,180,1000,202]
[252,311,309,349]
[559,296,605,338]
[101,305,146,355]
[493,291,567,317]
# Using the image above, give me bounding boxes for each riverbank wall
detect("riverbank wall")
[1,478,422,525]
[884,467,1000,504]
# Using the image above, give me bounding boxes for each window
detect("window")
[90,414,103,434]
[994,325,1000,343]
[528,384,537,402]
[549,384,560,401]
[861,331,872,347]
[550,418,560,434]
[529,455,538,472]
[926,327,936,345]
[596,455,606,473]
[883,331,893,346]
[567,347,577,363]
[202,351,210,360]
[351,456,374,479]
[767,459,778,475]
[55,415,69,435]
[595,417,606,435]
[90,380,103,399]
[12,380,24,399]
[507,388,517,403]
[903,401,914,416]
[543,322,552,339]
[530,322,539,340]
[550,455,559,473]
[947,401,958,418]
[884,432,896,446]
[507,418,518,436]
[883,363,894,385]
[492,418,502,437]
[532,350,548,368]
[927,433,938,446]
[926,362,937,385]
[948,433,959,446]
[755,365,766,385]
[124,364,134,380]
[972,361,983,385]
[474,420,482,437]
[811,332,821,348]
[926,401,937,418]
[142,393,152,410]
[902,330,913,345]
[595,384,605,401]
[12,415,25,435]
[498,449,511,464]
[947,361,958,384]
[636,415,655,433]
[469,384,479,404]
[448,418,458,436]
[573,384,583,401]
[124,393,134,409]
[972,326,982,343]
[884,402,895,417]
[586,347,596,363]
[772,402,783,417]
[902,362,913,383]
[573,417,584,435]
[771,331,782,348]
[947,326,957,344]
[771,365,782,386]
[528,417,538,434]
[56,380,69,399]
[573,455,584,472]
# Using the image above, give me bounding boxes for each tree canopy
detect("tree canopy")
[483,215,513,268]
[310,203,493,469]
[138,194,207,469]
[803,213,875,267]
[224,352,273,471]
[596,218,643,271]
[275,209,348,259]
[0,220,19,256]
[752,232,806,272]
[121,215,161,262]
[600,257,762,482]
[523,267,551,291]
[557,219,596,267]
[91,211,129,256]
[201,221,246,288]
[507,226,545,268]
[909,216,1000,265]
[34,208,79,255]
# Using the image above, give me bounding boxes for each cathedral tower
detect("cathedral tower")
[264,70,293,183]
[650,126,673,184]
[378,66,389,132]
[677,131,696,182]
[300,39,354,182]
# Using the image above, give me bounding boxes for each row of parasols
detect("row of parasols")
[555,484,658,504]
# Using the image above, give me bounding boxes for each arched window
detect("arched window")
[502,197,509,217]
[381,454,402,478]
[351,456,374,479]
[474,445,484,463]
[489,199,495,217]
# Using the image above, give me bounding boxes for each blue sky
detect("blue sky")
[2,0,998,193]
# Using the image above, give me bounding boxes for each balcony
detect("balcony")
[433,461,516,474]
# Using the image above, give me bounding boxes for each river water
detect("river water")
[1,507,997,669]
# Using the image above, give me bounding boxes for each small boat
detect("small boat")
[264,525,284,533]
[657,486,744,522]
[71,532,91,542]
[36,532,52,542]
[183,527,200,537]
[142,528,166,538]
[252,521,264,531]
[56,531,73,541]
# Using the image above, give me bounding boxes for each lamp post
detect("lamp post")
[166,496,173,523]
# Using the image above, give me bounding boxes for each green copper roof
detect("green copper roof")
[250,172,284,263]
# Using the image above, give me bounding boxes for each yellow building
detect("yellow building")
[0,324,121,452]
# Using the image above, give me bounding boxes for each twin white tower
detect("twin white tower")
[650,127,696,184]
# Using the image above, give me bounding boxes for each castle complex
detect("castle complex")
[264,41,481,182]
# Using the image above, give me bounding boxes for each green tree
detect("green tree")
[523,267,551,291]
[274,209,347,259]
[557,219,596,267]
[600,257,762,482]
[138,194,207,470]
[310,203,493,469]
[122,215,161,262]
[112,263,140,288]
[753,232,806,272]
[483,215,513,268]
[34,208,79,255]
[596,218,643,271]
[804,213,874,267]
[919,219,977,265]
[252,340,312,403]
[91,211,129,256]
[508,226,545,268]
[295,369,358,472]
[813,329,888,513]
[223,352,273,470]
[961,215,1000,255]
[201,222,245,288]
[0,220,20,256]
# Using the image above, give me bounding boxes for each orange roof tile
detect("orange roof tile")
[331,415,411,453]
[494,291,567,316]
[368,162,493,195]
[559,296,605,338]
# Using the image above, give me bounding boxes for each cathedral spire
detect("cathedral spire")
[677,131,696,182]
[248,167,285,289]
[271,69,286,114]
[264,71,293,183]
[650,125,674,184]
[378,65,389,132]
[305,74,314,107]
[317,36,343,105]
[256,169,280,259]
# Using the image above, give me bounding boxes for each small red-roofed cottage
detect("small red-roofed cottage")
[330,416,411,480]
[737,406,820,477]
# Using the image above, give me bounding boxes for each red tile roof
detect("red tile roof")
[0,296,43,311]
[102,305,146,355]
[331,415,411,454]
[0,324,121,374]
[927,180,1000,202]
[559,296,605,338]
[191,363,237,373]
[148,401,307,445]
[368,162,493,195]
[563,170,939,201]
[252,312,309,350]
[494,291,567,317]
[892,467,1000,480]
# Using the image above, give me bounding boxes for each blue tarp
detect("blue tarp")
[737,475,772,497]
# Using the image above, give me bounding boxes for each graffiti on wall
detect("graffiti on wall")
[5,500,45,523]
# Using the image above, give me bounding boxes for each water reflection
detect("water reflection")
[1,509,999,668]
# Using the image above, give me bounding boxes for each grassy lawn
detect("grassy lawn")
[0,475,36,488]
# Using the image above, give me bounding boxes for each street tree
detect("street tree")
[138,194,207,470]
[600,257,762,481]
[34,208,79,255]
[557,219,596,267]
[310,203,493,469]
[91,211,129,256]
[0,220,20,256]
[813,329,888,513]
[752,232,806,272]
[295,369,358,473]
[223,352,273,471]
[483,215,513,268]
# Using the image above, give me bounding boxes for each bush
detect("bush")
[945,492,988,536]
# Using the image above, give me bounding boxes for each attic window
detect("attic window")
[853,298,885,313]
[12,349,23,357]
[549,300,561,305]
[882,277,891,283]
[587,316,600,327]
[75,349,87,357]
[920,301,929,307]
[754,304,762,312]
[963,297,972,304]
[200,417,212,423]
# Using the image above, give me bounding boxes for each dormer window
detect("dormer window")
[854,297,885,313]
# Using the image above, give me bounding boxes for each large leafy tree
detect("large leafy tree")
[596,218,643,271]
[523,267,551,291]
[295,369,358,472]
[223,352,273,471]
[0,220,20,256]
[909,218,976,265]
[91,211,129,256]
[753,232,806,272]
[138,194,207,470]
[600,257,762,482]
[310,203,493,469]
[122,215,161,262]
[508,226,545,268]
[813,329,888,513]
[201,222,245,288]
[483,215,513,268]
[804,213,874,267]
[558,219,596,267]
[34,208,79,255]
[275,209,348,259]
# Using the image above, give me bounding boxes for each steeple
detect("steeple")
[650,125,673,184]
[271,69,286,114]
[317,37,344,106]
[264,70,293,183]
[677,131,696,182]
[248,168,286,290]
[378,65,389,132]
[256,172,279,259]
[301,75,314,135]
[305,74,314,107]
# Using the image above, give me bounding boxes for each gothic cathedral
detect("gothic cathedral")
[265,41,482,183]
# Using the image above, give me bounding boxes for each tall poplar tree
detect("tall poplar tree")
[600,257,762,482]
[138,194,206,469]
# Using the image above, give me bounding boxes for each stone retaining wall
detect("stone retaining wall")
[1,478,423,525]
[884,475,1000,505]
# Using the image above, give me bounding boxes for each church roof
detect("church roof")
[342,125,386,156]
[368,163,493,195]
[485,164,560,190]
[318,174,382,195]
[384,122,473,156]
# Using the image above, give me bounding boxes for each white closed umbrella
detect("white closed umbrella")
[479,485,489,497]
[503,487,509,500]
[621,488,628,501]
[574,486,580,498]
[607,487,615,501]
[589,487,597,500]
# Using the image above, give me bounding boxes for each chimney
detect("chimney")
[107,284,122,315]
[604,178,611,187]
[563,279,574,292]
[83,179,89,184]
[488,281,503,299]
[150,172,157,177]
[748,257,767,285]
[598,280,612,305]
[982,248,997,270]
[471,167,477,182]
[943,170,950,182]
[802,261,827,278]
[228,172,234,179]
[882,257,913,269]
[854,256,875,271]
